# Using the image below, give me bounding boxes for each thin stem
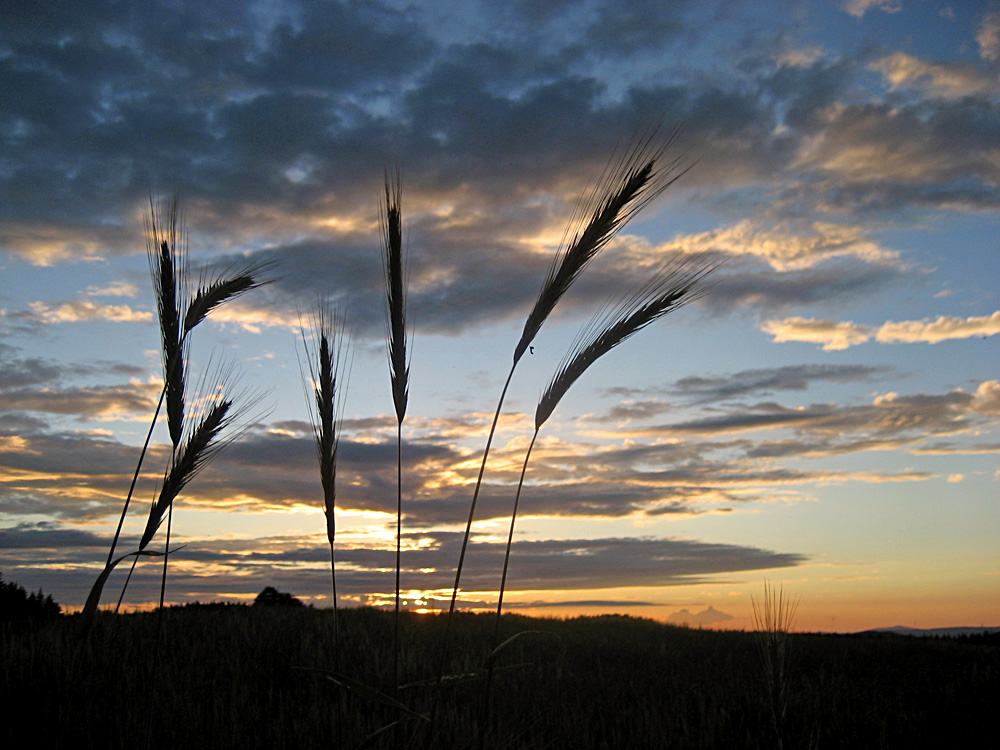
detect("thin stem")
[145,491,173,750]
[394,420,402,700]
[480,428,539,750]
[329,541,339,671]
[115,555,139,614]
[107,384,166,566]
[429,361,516,740]
[492,429,538,648]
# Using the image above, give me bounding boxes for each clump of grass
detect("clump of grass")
[752,581,800,750]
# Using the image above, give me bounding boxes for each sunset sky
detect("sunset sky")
[2,0,998,633]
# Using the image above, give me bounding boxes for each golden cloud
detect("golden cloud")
[29,300,152,324]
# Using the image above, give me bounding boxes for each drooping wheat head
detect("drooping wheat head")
[493,253,717,637]
[84,199,272,627]
[476,253,718,749]
[184,259,275,335]
[513,122,690,365]
[536,253,717,430]
[434,127,693,735]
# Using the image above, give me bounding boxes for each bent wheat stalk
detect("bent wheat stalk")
[478,254,718,746]
[433,125,691,717]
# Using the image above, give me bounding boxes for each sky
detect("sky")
[1,0,998,633]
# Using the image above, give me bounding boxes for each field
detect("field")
[3,605,997,749]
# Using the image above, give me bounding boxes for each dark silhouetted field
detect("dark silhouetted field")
[2,605,996,749]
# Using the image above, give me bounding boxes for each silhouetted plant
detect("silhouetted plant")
[752,581,800,750]
[479,254,718,745]
[380,167,410,706]
[431,122,692,737]
[299,303,350,669]
[82,198,270,627]
[254,586,306,608]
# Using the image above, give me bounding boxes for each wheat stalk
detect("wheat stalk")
[299,304,350,671]
[84,198,271,626]
[432,125,691,740]
[477,254,717,746]
[381,168,410,720]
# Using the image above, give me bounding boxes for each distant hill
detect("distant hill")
[858,625,1000,637]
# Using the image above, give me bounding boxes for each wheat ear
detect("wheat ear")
[184,259,275,334]
[139,399,232,550]
[513,122,689,364]
[381,168,410,710]
[299,305,350,670]
[536,254,717,429]
[147,197,186,448]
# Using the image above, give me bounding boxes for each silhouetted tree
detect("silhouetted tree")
[0,572,61,619]
[253,586,304,607]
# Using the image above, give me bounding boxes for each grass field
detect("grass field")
[2,605,996,749]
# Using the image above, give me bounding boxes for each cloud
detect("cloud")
[871,52,1000,99]
[0,383,157,419]
[29,300,152,324]
[87,281,140,298]
[653,220,900,272]
[0,224,112,266]
[761,317,873,350]
[843,0,900,19]
[668,364,891,401]
[763,311,1000,349]
[196,302,300,334]
[875,311,1000,344]
[0,343,147,390]
[978,9,1000,62]
[639,382,998,446]
[791,99,1000,203]
[972,380,1000,416]
[0,527,807,607]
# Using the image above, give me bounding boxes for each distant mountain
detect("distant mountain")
[858,625,1000,637]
